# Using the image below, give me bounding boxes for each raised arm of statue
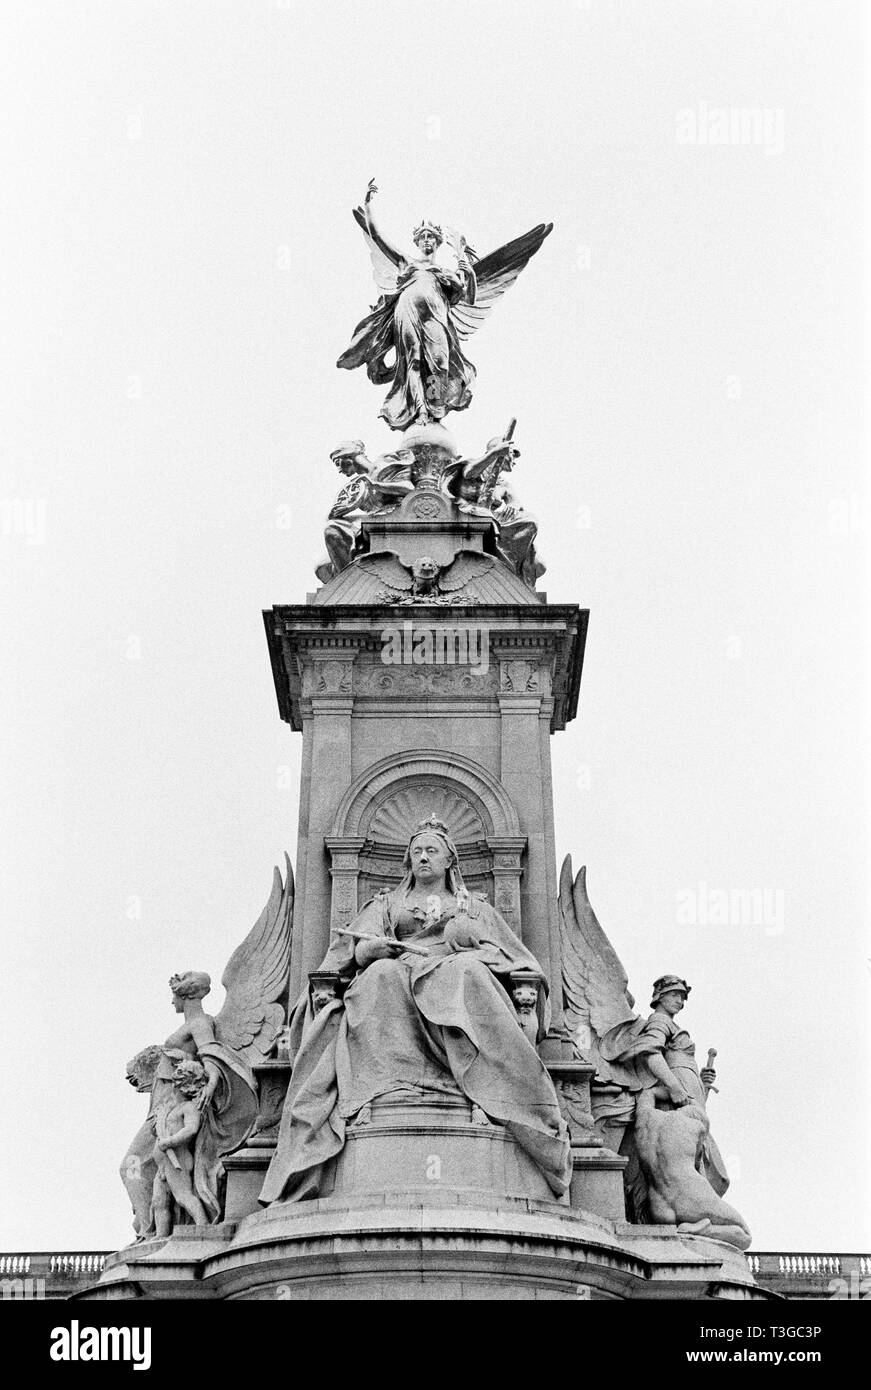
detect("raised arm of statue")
[357,180,404,269]
[461,434,519,483]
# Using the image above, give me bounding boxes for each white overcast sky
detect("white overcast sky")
[1,0,868,1254]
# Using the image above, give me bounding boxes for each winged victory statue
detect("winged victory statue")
[337,180,553,431]
[120,858,294,1240]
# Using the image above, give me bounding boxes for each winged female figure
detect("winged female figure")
[120,858,293,1238]
[337,180,552,431]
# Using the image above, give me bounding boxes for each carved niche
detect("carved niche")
[325,751,527,936]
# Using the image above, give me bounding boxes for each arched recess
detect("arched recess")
[325,750,526,933]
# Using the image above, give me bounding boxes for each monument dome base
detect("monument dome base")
[86,1089,772,1301]
[83,1195,772,1302]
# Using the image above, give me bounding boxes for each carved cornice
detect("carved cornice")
[263,603,587,732]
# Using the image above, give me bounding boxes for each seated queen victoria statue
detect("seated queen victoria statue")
[261,817,571,1204]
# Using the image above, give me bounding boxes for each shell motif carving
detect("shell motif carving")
[367,785,486,845]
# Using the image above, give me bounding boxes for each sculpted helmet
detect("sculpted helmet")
[329,439,367,465]
[412,219,444,247]
[650,974,691,1008]
[486,435,521,460]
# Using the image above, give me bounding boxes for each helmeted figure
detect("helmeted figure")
[558,860,751,1248]
[443,434,545,586]
[315,439,416,584]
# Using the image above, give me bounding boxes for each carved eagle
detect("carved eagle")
[359,549,496,598]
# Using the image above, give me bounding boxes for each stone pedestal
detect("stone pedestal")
[326,1093,560,1204]
[84,1200,773,1302]
[222,1056,631,1232]
[569,1149,628,1221]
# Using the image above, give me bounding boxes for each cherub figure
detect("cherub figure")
[337,180,552,431]
[151,1060,211,1237]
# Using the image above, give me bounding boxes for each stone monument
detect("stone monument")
[85,184,769,1301]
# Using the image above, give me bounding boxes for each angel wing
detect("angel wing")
[358,551,415,592]
[558,856,636,1060]
[213,855,294,1067]
[437,551,496,592]
[352,206,401,296]
[452,223,553,342]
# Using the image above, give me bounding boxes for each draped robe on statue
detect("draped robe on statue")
[337,261,476,431]
[260,890,571,1203]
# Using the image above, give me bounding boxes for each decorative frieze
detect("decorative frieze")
[354,662,498,696]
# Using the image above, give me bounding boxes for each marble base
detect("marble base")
[85,1094,769,1302]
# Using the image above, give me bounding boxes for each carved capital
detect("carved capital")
[500,658,540,694]
[311,658,353,695]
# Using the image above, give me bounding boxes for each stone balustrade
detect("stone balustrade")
[1,1250,868,1299]
[0,1251,107,1299]
[747,1252,871,1298]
